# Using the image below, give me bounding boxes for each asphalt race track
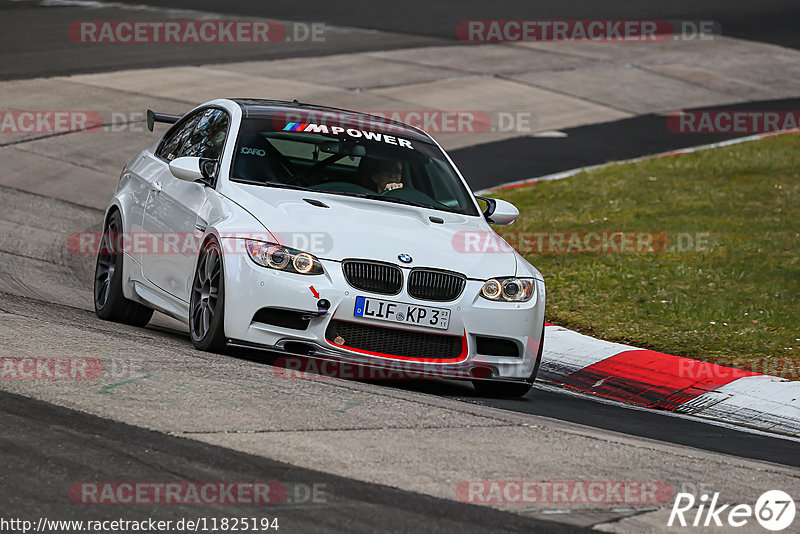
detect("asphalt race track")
[149,0,800,50]
[0,389,575,533]
[3,0,798,80]
[453,96,800,191]
[5,1,798,190]
[1,1,799,532]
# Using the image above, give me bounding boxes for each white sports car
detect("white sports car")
[94,98,545,396]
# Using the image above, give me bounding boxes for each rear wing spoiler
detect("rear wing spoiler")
[146,109,181,132]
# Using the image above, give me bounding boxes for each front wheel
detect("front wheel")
[94,210,153,327]
[472,379,533,398]
[189,238,227,353]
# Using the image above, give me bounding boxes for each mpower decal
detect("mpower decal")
[282,123,415,149]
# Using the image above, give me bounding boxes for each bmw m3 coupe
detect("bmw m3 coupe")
[94,98,545,396]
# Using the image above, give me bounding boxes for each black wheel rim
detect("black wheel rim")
[94,219,118,309]
[191,244,220,340]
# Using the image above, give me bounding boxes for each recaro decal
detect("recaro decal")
[282,123,415,149]
[240,147,266,156]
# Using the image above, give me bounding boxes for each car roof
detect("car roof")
[230,98,434,144]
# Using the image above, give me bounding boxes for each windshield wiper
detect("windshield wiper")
[360,194,434,209]
[234,178,313,191]
[264,181,315,191]
[328,191,440,210]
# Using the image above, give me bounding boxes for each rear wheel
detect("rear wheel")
[472,319,545,398]
[189,238,227,353]
[94,210,154,326]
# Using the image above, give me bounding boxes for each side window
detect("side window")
[155,112,202,161]
[180,108,230,161]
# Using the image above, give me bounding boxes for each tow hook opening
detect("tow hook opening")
[283,341,317,356]
[301,299,331,321]
[470,366,494,379]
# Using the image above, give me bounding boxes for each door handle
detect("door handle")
[150,180,162,192]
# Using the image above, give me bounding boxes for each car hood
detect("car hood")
[222,183,519,279]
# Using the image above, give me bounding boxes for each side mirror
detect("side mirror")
[169,156,216,185]
[476,196,519,225]
[169,156,204,182]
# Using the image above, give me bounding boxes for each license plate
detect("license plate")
[353,296,450,330]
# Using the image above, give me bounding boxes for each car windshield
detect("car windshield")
[230,115,479,216]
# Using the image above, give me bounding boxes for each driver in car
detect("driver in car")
[356,158,404,194]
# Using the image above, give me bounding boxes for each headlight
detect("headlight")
[480,277,534,302]
[245,239,324,275]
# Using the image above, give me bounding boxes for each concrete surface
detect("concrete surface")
[1,390,577,533]
[1,291,799,531]
[3,31,800,154]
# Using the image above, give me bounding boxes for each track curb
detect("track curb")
[539,324,800,438]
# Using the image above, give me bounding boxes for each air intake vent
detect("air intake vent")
[475,336,520,357]
[303,198,329,208]
[342,260,403,295]
[252,307,310,330]
[326,320,463,360]
[407,269,466,302]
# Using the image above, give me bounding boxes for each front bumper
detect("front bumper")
[222,244,545,380]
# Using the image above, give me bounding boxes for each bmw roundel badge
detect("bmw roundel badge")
[398,253,412,264]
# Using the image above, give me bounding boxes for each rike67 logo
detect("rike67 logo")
[669,490,795,531]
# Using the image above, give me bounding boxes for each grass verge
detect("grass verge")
[493,133,799,379]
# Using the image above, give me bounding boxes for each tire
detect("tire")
[472,379,533,398]
[94,211,154,327]
[471,318,546,398]
[189,238,228,353]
